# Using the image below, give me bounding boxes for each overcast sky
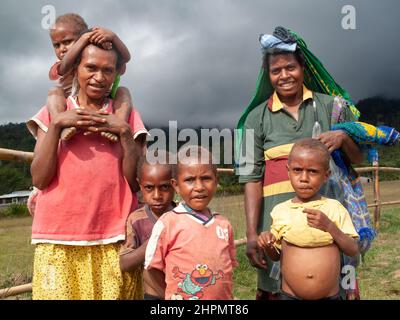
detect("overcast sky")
[0,0,399,128]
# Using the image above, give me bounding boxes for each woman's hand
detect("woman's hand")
[85,110,132,137]
[246,234,268,270]
[52,108,107,134]
[316,130,346,153]
[317,130,363,164]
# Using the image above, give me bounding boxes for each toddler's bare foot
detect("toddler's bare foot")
[61,127,77,140]
[101,132,119,142]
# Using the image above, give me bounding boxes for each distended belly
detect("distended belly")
[281,241,341,300]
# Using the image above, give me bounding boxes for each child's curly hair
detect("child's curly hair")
[138,150,176,181]
[54,13,88,37]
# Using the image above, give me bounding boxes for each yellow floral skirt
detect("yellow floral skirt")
[32,243,143,300]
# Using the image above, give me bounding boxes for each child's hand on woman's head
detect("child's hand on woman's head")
[102,42,113,50]
[303,208,333,232]
[89,27,116,48]
[257,231,276,250]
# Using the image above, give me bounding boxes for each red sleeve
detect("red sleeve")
[49,61,62,81]
[26,106,51,138]
[128,107,149,140]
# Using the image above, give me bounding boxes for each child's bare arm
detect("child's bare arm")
[47,87,66,118]
[146,268,166,299]
[120,240,148,272]
[113,87,133,121]
[58,32,93,76]
[90,27,131,65]
[258,231,280,261]
[304,208,359,257]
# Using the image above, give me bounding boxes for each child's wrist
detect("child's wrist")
[82,32,92,43]
[109,32,116,42]
[119,124,132,138]
[326,221,336,234]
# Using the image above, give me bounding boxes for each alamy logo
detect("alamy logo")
[341,5,356,30]
[341,265,356,290]
[41,5,56,30]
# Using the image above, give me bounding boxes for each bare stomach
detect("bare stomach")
[281,240,341,300]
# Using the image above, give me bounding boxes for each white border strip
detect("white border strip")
[31,234,125,246]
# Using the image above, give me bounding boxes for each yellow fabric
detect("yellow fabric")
[264,143,294,160]
[271,85,313,112]
[120,270,144,300]
[270,197,359,249]
[263,181,294,197]
[32,243,143,300]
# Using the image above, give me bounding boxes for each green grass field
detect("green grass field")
[1,181,400,299]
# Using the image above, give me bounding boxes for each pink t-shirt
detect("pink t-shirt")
[144,203,238,300]
[29,96,148,244]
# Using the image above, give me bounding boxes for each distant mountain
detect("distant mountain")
[0,123,35,152]
[356,96,400,129]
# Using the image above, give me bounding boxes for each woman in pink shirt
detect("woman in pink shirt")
[29,43,148,299]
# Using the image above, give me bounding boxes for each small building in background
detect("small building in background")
[0,190,31,209]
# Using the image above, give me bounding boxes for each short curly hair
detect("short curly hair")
[137,150,176,181]
[288,138,330,170]
[176,145,217,178]
[54,13,88,37]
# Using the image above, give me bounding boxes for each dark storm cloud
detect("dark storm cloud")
[0,0,399,127]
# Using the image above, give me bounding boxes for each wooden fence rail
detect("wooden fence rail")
[1,147,400,298]
[0,148,33,163]
[0,283,32,299]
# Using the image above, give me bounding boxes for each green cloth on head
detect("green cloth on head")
[292,30,360,119]
[110,74,121,99]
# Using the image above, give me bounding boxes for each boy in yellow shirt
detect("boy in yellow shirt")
[258,138,359,300]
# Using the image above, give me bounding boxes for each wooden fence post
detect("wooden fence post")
[372,160,381,230]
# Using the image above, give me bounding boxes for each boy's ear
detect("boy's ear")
[324,169,331,181]
[171,179,179,194]
[137,178,145,192]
